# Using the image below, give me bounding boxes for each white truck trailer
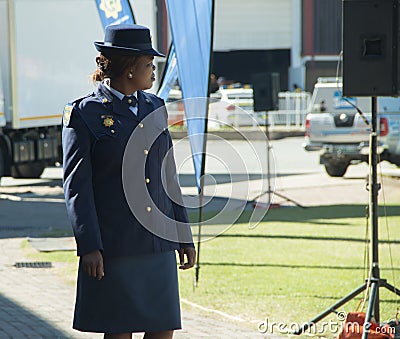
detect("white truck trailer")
[0,0,159,179]
[0,0,106,178]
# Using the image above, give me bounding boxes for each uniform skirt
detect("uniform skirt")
[73,250,181,334]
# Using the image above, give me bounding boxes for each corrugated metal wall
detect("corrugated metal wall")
[313,0,342,54]
[303,0,342,55]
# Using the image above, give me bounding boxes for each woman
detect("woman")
[62,24,196,339]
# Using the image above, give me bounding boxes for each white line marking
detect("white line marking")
[181,298,247,322]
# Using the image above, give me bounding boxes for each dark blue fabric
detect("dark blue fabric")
[122,95,137,107]
[62,83,194,257]
[73,251,181,333]
[94,24,164,57]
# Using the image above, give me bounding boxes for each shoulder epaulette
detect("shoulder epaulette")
[63,93,93,127]
[63,103,74,127]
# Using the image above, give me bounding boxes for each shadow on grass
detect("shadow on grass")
[209,234,400,244]
[177,172,308,187]
[201,262,400,270]
[297,295,400,302]
[188,204,400,225]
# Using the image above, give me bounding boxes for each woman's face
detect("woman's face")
[132,55,156,90]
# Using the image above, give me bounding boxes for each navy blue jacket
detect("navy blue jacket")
[62,83,194,258]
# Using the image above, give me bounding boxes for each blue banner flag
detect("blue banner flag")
[95,0,135,27]
[166,0,213,190]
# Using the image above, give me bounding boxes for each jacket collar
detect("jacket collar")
[95,82,154,122]
[137,90,155,120]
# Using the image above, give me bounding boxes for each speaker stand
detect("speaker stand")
[251,111,306,209]
[293,97,400,339]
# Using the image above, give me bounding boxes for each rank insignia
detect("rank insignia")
[63,104,73,127]
[103,117,114,127]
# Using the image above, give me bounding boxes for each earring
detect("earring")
[128,73,133,79]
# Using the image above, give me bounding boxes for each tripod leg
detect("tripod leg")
[382,281,400,297]
[293,284,367,335]
[273,191,307,209]
[361,281,379,339]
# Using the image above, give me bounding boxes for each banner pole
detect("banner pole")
[157,42,174,94]
[195,0,215,287]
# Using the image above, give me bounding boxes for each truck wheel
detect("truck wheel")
[324,162,349,177]
[11,162,45,179]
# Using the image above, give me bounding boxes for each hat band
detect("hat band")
[104,41,152,50]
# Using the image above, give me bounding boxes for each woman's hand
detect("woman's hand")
[82,250,104,280]
[178,247,196,270]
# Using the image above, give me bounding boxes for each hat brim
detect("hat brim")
[94,42,165,57]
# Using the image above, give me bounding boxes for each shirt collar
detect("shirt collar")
[103,79,137,101]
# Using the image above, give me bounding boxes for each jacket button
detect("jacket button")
[139,123,144,128]
[146,206,152,212]
[128,98,133,104]
[143,149,149,155]
[102,98,108,103]
[145,178,150,184]
[111,129,115,133]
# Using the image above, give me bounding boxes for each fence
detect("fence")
[268,92,311,129]
[166,90,312,130]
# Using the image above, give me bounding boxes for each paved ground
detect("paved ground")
[0,237,268,338]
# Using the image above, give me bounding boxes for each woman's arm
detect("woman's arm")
[164,131,195,247]
[62,106,104,257]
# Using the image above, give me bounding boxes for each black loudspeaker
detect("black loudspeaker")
[252,72,280,112]
[343,0,400,97]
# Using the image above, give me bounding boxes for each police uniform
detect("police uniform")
[62,24,194,333]
[62,81,194,333]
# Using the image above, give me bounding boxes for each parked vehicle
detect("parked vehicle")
[304,77,400,177]
[211,87,263,127]
[166,87,264,128]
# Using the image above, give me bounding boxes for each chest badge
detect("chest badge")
[103,117,114,127]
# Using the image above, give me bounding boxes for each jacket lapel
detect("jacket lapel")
[137,91,155,121]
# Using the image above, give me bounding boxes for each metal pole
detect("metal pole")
[361,281,379,339]
[194,176,204,287]
[265,112,271,204]
[293,96,400,336]
[369,96,380,321]
[194,0,215,287]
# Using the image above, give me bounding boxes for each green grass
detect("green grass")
[20,204,400,337]
[21,239,78,263]
[180,204,400,336]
